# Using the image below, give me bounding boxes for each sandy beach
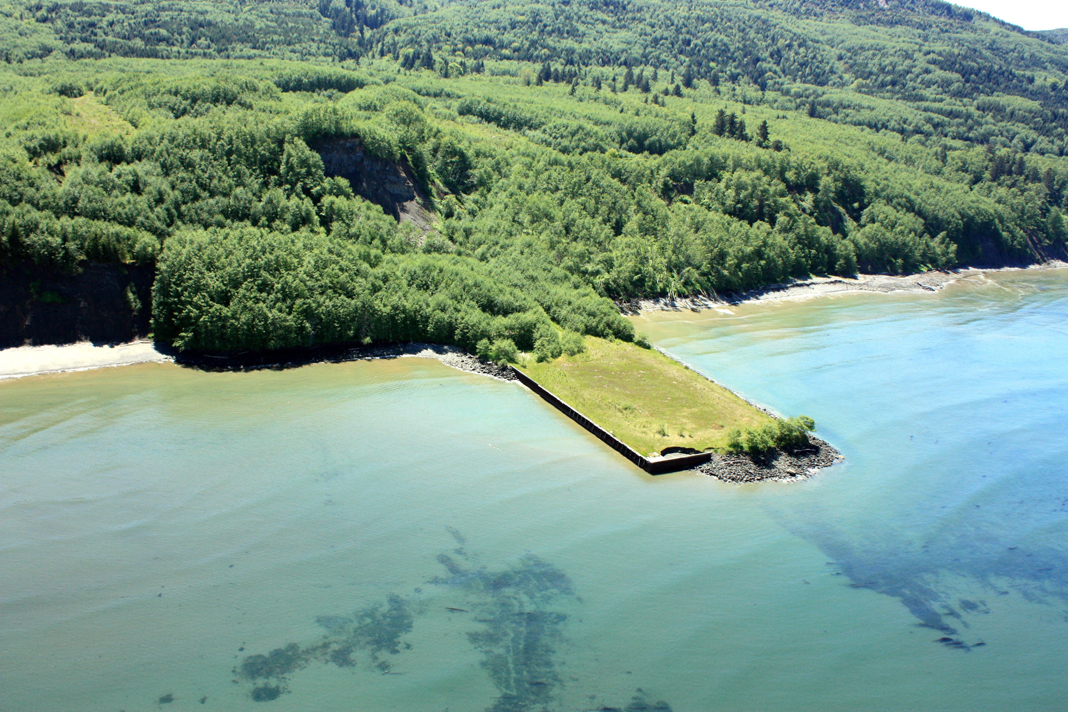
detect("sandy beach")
[0,340,173,380]
[620,261,1068,314]
[0,339,514,382]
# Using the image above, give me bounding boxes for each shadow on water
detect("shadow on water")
[232,532,673,711]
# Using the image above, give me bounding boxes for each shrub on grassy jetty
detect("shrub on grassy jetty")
[726,416,816,455]
[533,324,563,362]
[477,338,519,364]
[560,331,586,357]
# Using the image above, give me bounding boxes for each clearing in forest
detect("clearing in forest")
[518,337,771,457]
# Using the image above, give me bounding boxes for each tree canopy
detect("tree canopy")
[2,0,1067,352]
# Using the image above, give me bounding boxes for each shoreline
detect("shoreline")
[1,337,835,482]
[172,341,518,381]
[8,260,1065,382]
[0,340,516,382]
[13,261,1045,483]
[618,261,1068,314]
[0,340,174,381]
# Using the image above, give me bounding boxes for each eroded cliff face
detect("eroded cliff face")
[0,262,153,348]
[954,232,1068,269]
[314,138,435,232]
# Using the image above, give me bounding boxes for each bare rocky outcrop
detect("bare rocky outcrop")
[314,137,435,232]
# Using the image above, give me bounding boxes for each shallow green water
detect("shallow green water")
[3,270,1068,711]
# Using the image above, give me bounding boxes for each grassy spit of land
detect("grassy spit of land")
[518,336,771,457]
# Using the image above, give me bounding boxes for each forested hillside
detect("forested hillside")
[1040,29,1068,45]
[2,0,1067,352]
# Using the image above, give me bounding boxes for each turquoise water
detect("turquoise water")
[2,270,1068,711]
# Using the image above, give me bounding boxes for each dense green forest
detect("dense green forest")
[1041,29,1068,45]
[1,0,1067,352]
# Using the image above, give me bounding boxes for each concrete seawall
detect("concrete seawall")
[509,366,714,475]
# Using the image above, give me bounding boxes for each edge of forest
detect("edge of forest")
[6,260,1067,381]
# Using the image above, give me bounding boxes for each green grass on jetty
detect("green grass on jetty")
[519,337,771,457]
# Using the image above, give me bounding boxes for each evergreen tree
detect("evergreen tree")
[756,120,770,147]
[682,63,694,89]
[1049,208,1067,242]
[713,109,727,136]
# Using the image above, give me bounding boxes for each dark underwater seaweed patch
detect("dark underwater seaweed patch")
[236,597,414,700]
[790,515,1068,649]
[232,533,672,710]
[240,643,308,680]
[469,608,568,712]
[323,593,416,672]
[313,614,350,633]
[590,689,674,712]
[446,526,467,546]
[435,552,470,578]
[353,594,414,661]
[434,550,575,712]
[251,684,282,702]
[624,689,674,711]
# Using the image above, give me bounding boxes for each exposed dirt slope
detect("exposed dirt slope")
[314,137,435,231]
